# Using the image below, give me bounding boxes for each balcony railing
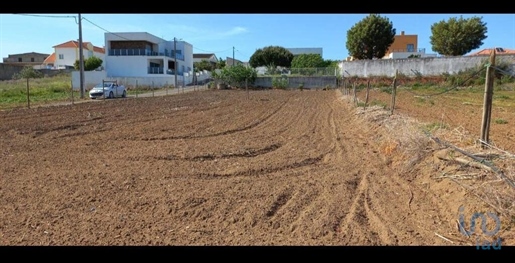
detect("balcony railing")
[148,67,184,75]
[109,49,184,60]
[148,67,164,74]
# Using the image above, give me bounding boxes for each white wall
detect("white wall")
[106,56,149,77]
[54,48,77,68]
[72,70,190,90]
[54,47,105,69]
[71,70,107,90]
[181,42,194,73]
[339,54,515,77]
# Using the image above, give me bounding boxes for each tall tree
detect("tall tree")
[346,14,396,60]
[430,16,487,56]
[249,46,294,68]
[291,54,326,68]
[74,56,103,71]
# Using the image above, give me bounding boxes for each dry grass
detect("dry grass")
[346,90,515,239]
[354,104,433,172]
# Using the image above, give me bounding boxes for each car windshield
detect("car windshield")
[95,83,113,88]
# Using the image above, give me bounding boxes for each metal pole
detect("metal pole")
[174,37,178,93]
[78,13,85,99]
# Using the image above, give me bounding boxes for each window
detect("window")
[407,44,415,52]
[18,58,22,62]
[31,58,35,62]
[59,54,64,60]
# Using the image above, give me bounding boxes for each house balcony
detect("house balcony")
[110,49,184,60]
[148,67,182,75]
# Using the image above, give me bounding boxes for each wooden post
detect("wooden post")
[26,78,30,109]
[166,81,168,96]
[353,82,357,104]
[246,78,249,100]
[71,79,74,105]
[365,80,370,109]
[480,50,496,148]
[135,79,139,98]
[152,81,155,97]
[390,70,398,115]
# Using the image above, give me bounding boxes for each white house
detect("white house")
[104,32,193,86]
[46,40,105,69]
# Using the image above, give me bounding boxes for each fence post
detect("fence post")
[390,70,398,115]
[136,79,138,98]
[152,81,155,97]
[353,82,357,104]
[71,79,74,105]
[26,78,30,109]
[166,81,168,96]
[365,80,370,109]
[480,50,496,148]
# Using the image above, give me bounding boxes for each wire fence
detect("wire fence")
[0,75,211,111]
[340,62,515,152]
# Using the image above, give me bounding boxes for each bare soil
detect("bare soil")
[0,89,513,245]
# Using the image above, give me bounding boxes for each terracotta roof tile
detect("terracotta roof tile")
[53,40,105,54]
[43,53,55,64]
[469,47,515,56]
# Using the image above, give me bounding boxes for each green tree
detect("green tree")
[346,14,396,60]
[430,16,487,56]
[215,58,226,69]
[291,54,326,68]
[212,64,257,87]
[12,65,43,80]
[74,56,103,71]
[249,46,294,68]
[12,65,44,109]
[194,60,214,72]
[322,59,340,68]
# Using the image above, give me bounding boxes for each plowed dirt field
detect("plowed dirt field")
[1,89,513,246]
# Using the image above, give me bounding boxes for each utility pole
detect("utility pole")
[78,13,85,99]
[174,37,178,91]
[233,46,235,67]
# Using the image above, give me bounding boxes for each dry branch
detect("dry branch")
[430,136,515,189]
[436,155,493,172]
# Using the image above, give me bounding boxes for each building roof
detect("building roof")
[8,52,50,57]
[52,40,105,54]
[43,53,56,64]
[193,53,216,59]
[468,47,515,56]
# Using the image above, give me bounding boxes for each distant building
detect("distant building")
[193,53,218,64]
[287,47,323,57]
[467,47,515,56]
[226,57,245,67]
[47,40,105,69]
[382,31,437,59]
[2,52,50,68]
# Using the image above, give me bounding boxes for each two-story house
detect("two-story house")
[383,31,437,59]
[104,32,193,85]
[2,52,50,68]
[43,40,105,69]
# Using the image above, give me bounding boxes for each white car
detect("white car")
[89,82,127,99]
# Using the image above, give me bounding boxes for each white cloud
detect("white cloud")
[223,27,248,36]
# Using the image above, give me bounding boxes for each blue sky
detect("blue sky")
[1,14,515,62]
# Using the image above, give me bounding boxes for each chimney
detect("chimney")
[401,31,405,35]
